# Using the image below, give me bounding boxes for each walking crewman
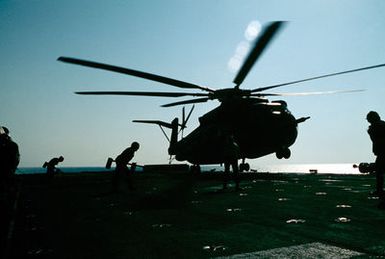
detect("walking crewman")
[366,111,385,198]
[113,141,140,191]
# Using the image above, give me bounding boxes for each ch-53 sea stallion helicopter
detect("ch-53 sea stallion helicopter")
[58,21,385,172]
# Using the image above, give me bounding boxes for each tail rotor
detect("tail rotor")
[179,105,195,138]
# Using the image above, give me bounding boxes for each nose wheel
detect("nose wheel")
[276,148,291,159]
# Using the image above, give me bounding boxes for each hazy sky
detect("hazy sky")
[1,0,385,167]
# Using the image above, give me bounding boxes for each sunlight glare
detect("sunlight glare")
[227,20,261,73]
[227,56,242,73]
[235,41,250,56]
[227,41,250,72]
[244,20,262,41]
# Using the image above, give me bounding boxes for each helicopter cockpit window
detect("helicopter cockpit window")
[271,100,290,114]
[272,100,287,108]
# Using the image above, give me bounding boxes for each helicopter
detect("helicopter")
[58,21,385,172]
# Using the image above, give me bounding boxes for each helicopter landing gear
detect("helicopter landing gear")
[190,164,201,174]
[276,148,291,159]
[239,163,250,172]
[239,159,250,172]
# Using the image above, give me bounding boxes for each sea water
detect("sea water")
[16,167,114,174]
[251,163,359,175]
[16,163,361,175]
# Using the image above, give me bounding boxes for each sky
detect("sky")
[1,0,385,168]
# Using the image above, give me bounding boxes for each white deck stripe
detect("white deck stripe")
[214,242,364,258]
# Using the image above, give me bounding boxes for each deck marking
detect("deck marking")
[214,242,364,258]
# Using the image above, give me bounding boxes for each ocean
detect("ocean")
[16,167,114,175]
[16,163,361,175]
[252,163,360,175]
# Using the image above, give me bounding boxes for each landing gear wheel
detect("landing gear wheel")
[282,148,291,159]
[276,148,291,159]
[239,163,250,172]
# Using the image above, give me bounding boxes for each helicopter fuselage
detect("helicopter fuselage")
[170,98,302,164]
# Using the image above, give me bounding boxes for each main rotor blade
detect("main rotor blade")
[252,63,385,93]
[75,91,209,97]
[233,21,286,87]
[252,89,365,97]
[58,57,214,92]
[162,97,210,107]
[133,120,173,128]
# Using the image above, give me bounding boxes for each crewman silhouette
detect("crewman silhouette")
[366,111,385,198]
[0,126,20,193]
[222,135,240,190]
[43,156,64,179]
[113,141,140,191]
[0,126,19,255]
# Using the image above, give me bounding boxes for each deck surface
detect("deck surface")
[2,171,385,258]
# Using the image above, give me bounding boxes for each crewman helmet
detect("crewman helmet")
[367,111,380,123]
[131,141,140,150]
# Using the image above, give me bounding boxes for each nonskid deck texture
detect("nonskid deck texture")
[214,242,364,258]
[4,172,385,258]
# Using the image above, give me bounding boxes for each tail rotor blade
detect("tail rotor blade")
[179,105,195,132]
[179,107,186,136]
[185,105,195,125]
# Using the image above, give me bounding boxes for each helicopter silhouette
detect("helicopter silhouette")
[58,21,385,172]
